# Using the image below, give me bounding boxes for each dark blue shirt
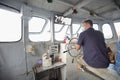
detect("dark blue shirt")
[77,28,110,68]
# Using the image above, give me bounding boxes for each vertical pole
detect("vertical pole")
[51,14,55,44]
[98,22,103,32]
[69,18,73,38]
[21,5,31,78]
[109,22,118,40]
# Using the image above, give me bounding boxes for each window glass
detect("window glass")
[66,24,80,35]
[102,24,113,39]
[55,24,81,41]
[29,19,50,42]
[75,26,85,37]
[55,24,63,32]
[93,24,99,30]
[29,17,46,32]
[0,9,21,42]
[55,25,69,41]
[72,24,81,34]
[114,22,120,38]
[72,24,81,37]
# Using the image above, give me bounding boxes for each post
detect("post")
[51,14,55,43]
[69,18,73,38]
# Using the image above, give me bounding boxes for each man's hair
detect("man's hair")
[83,20,93,27]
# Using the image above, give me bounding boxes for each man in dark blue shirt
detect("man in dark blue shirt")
[76,20,110,68]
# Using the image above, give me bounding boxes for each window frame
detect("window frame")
[93,24,99,30]
[29,16,47,34]
[66,24,81,35]
[114,21,120,38]
[55,25,70,41]
[54,24,64,33]
[28,17,51,42]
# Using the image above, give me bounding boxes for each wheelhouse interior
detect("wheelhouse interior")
[0,0,120,80]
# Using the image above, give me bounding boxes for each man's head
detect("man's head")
[83,20,93,30]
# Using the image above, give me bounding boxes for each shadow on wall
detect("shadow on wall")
[34,42,50,57]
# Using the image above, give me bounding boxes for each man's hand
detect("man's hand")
[77,64,85,72]
[77,64,82,70]
[75,44,81,50]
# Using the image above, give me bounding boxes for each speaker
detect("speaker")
[47,0,53,3]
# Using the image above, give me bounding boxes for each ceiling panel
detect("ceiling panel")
[60,0,82,5]
[27,0,70,13]
[102,10,120,20]
[27,0,120,20]
[95,4,116,15]
[85,0,113,11]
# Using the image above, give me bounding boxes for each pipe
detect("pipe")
[50,14,55,43]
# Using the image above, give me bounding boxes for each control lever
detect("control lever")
[72,58,74,63]
[63,48,75,53]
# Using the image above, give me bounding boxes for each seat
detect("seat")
[77,55,120,80]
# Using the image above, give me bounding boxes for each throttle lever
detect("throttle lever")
[63,48,76,53]
[63,50,68,53]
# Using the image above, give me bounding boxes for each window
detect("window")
[0,9,21,42]
[55,24,63,32]
[102,24,113,39]
[71,24,81,37]
[114,22,120,38]
[29,17,46,32]
[72,24,81,34]
[66,24,80,34]
[55,25,69,41]
[93,24,99,30]
[29,17,50,42]
[55,24,81,41]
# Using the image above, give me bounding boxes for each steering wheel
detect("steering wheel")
[64,38,83,63]
[67,38,82,57]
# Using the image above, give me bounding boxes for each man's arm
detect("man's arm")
[75,44,82,70]
[76,32,84,50]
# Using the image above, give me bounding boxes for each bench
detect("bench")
[77,55,120,80]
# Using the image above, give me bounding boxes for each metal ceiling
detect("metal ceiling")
[26,0,120,20]
[0,0,120,20]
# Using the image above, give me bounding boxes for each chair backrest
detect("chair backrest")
[114,40,120,75]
